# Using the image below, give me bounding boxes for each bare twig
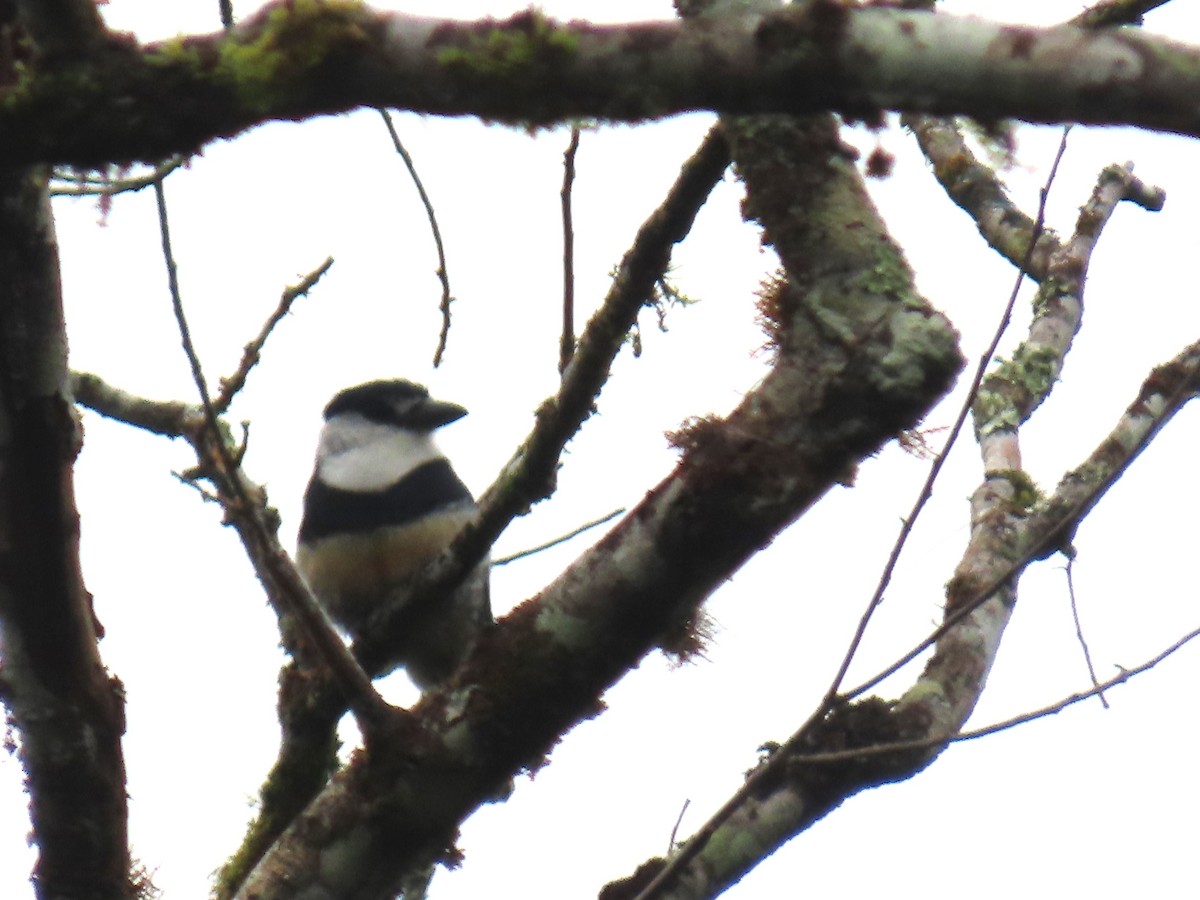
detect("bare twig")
[631,135,1172,900]
[152,179,392,731]
[492,507,625,566]
[785,623,1200,766]
[50,156,187,197]
[560,126,581,374]
[355,126,731,673]
[213,257,334,413]
[377,108,454,367]
[630,335,1200,900]
[1065,555,1109,708]
[844,338,1200,703]
[824,128,1069,703]
[668,799,690,855]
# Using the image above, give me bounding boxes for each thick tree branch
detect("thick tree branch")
[353,124,733,676]
[5,3,1200,166]
[236,99,964,900]
[0,168,131,898]
[14,0,106,61]
[608,135,1158,899]
[972,161,1163,447]
[905,0,1168,277]
[216,128,734,898]
[611,303,1198,900]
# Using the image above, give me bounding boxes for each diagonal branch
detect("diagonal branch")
[613,58,1161,892]
[906,0,1170,277]
[353,124,733,676]
[237,106,964,899]
[972,161,1163,447]
[905,113,1062,275]
[210,125,734,899]
[613,330,1200,900]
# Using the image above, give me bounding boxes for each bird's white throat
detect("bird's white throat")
[316,412,444,492]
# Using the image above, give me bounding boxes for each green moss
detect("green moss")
[1030,277,1062,316]
[139,0,372,114]
[860,250,913,297]
[220,0,367,112]
[1001,343,1060,400]
[436,10,579,90]
[972,388,1021,437]
[876,305,962,395]
[152,34,204,68]
[989,468,1042,512]
[974,342,1062,436]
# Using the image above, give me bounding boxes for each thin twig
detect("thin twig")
[842,345,1198,704]
[633,127,1157,900]
[377,108,454,367]
[356,126,731,674]
[560,126,581,374]
[492,507,625,566]
[785,623,1200,767]
[632,350,1197,900]
[668,799,690,855]
[213,257,334,413]
[154,180,215,422]
[823,127,1071,703]
[50,156,187,197]
[153,179,393,731]
[219,0,234,29]
[1066,555,1108,708]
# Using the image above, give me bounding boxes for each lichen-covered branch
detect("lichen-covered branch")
[218,128,732,897]
[237,92,963,900]
[1026,337,1200,555]
[0,169,131,897]
[905,114,1062,275]
[905,0,1168,278]
[602,107,1163,896]
[353,124,733,676]
[606,231,1184,900]
[972,162,1163,449]
[6,2,1200,166]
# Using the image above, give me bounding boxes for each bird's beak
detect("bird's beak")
[408,397,468,430]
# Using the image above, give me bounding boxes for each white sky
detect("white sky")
[3,2,1200,898]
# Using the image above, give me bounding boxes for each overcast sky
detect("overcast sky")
[3,2,1200,898]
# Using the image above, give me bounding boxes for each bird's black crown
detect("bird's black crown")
[323,379,466,431]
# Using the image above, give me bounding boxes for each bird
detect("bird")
[296,379,490,690]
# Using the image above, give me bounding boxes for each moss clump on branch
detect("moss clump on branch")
[141,0,371,117]
[435,9,580,124]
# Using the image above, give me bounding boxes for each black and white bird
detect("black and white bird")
[296,379,490,690]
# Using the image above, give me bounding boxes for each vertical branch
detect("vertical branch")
[559,125,581,373]
[0,166,131,896]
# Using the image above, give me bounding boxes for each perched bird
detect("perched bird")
[296,379,490,689]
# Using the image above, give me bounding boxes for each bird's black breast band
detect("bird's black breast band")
[299,459,474,542]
